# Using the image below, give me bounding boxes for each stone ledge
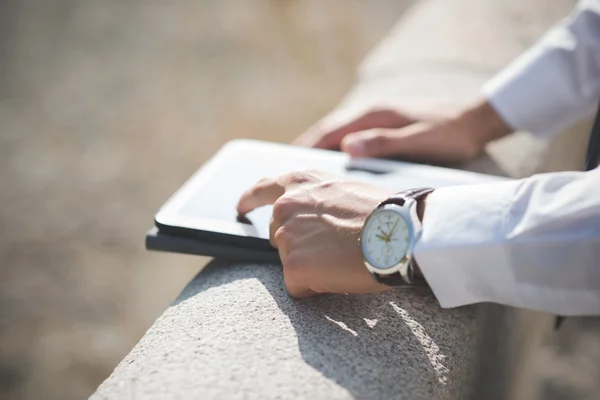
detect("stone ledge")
[91,261,479,400]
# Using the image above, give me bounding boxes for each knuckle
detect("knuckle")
[365,107,402,122]
[365,106,389,117]
[283,169,322,186]
[273,225,291,245]
[317,178,338,190]
[268,217,278,247]
[365,131,390,149]
[319,127,335,139]
[272,196,296,219]
[256,177,272,186]
[288,171,311,185]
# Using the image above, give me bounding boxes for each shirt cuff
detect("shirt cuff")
[414,180,521,308]
[481,44,567,138]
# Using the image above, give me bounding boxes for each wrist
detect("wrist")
[414,191,432,277]
[455,98,513,151]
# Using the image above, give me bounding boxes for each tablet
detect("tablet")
[152,139,505,259]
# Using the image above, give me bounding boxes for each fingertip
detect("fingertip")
[341,136,366,157]
[236,191,252,215]
[285,286,317,299]
[236,205,246,216]
[235,206,246,217]
[236,204,254,217]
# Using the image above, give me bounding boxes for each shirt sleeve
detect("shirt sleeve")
[482,0,600,138]
[414,167,600,316]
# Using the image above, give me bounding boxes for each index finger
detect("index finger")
[294,109,413,149]
[236,178,285,215]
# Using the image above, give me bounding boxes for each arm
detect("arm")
[483,0,600,137]
[296,1,600,161]
[417,167,600,316]
[237,168,600,316]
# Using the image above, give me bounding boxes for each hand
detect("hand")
[294,99,512,165]
[236,170,394,298]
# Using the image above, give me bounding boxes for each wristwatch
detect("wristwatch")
[359,188,434,286]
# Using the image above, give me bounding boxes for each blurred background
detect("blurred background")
[0,0,415,399]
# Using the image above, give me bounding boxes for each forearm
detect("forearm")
[415,167,600,316]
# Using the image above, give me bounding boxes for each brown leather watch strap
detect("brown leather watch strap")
[373,271,411,286]
[373,268,427,287]
[377,187,435,208]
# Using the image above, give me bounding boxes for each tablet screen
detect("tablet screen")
[156,140,505,241]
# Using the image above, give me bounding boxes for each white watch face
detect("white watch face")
[361,209,411,269]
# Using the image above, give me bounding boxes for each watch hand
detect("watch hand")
[385,218,400,240]
[375,234,388,241]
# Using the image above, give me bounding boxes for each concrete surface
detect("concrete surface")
[91,261,478,400]
[93,0,600,399]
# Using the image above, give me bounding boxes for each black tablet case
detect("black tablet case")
[146,227,281,263]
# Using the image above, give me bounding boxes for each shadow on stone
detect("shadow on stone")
[173,259,479,399]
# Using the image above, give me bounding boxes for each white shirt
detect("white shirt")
[415,0,600,316]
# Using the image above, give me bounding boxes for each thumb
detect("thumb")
[341,129,406,158]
